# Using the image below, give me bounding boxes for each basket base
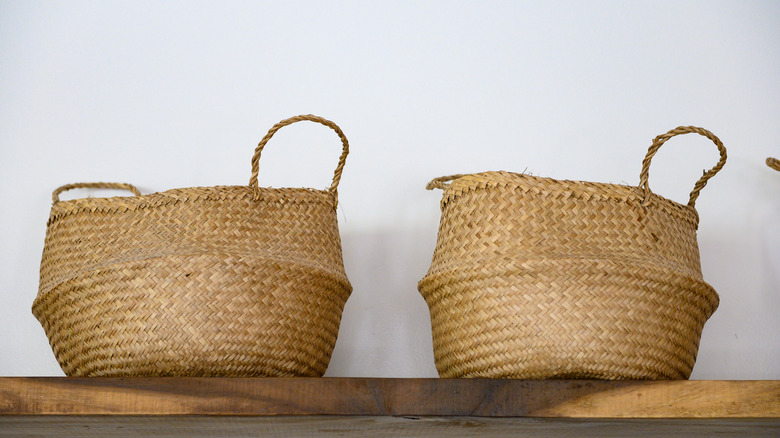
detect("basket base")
[33,255,352,377]
[420,258,719,380]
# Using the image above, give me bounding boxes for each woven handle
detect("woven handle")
[639,126,727,208]
[249,114,349,201]
[52,182,142,204]
[768,157,780,172]
[426,174,469,190]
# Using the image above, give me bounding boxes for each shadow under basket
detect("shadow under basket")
[32,115,352,377]
[418,126,726,380]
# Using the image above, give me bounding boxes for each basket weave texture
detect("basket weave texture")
[418,126,726,380]
[32,115,352,377]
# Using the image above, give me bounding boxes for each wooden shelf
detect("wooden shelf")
[1,378,778,437]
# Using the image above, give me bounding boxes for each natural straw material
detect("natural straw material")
[768,157,780,172]
[32,114,352,377]
[419,126,726,380]
[51,182,142,203]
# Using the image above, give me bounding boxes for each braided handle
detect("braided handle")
[52,182,142,204]
[249,114,349,201]
[426,174,469,190]
[639,126,727,208]
[768,157,780,172]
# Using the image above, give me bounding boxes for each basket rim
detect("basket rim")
[437,171,700,226]
[48,185,336,224]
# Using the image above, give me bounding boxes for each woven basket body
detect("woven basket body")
[418,126,726,380]
[32,115,352,377]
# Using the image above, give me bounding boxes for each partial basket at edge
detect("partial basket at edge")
[32,114,352,377]
[418,126,726,380]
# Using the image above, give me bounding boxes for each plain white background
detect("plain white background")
[0,0,777,378]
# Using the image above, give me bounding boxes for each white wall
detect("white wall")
[1,0,777,379]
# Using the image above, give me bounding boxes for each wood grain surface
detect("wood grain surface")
[1,378,778,418]
[2,416,779,438]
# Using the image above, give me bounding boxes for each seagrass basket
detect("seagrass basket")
[32,115,352,377]
[418,126,726,380]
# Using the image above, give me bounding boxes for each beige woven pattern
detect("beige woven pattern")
[33,114,352,377]
[768,157,780,171]
[419,126,726,380]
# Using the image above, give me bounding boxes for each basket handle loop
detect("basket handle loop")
[768,157,780,172]
[249,114,349,201]
[52,182,142,204]
[639,126,727,208]
[426,174,468,190]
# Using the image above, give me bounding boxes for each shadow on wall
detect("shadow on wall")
[325,226,440,378]
[692,161,780,379]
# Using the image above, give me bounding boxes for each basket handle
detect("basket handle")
[639,126,727,208]
[425,174,469,190]
[768,157,780,172]
[52,182,142,204]
[249,114,349,201]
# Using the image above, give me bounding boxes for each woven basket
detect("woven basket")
[418,126,726,380]
[768,157,780,172]
[32,115,352,377]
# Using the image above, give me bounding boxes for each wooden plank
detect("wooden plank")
[1,416,778,438]
[0,378,778,418]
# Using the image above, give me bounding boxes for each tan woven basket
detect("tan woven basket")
[32,114,352,377]
[418,126,726,380]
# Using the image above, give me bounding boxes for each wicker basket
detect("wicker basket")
[418,126,726,380]
[768,157,780,172]
[32,115,352,377]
